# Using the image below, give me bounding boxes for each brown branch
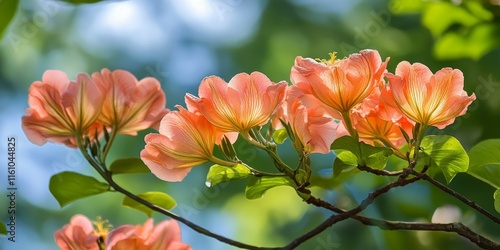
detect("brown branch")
[411,170,500,225]
[307,196,500,249]
[357,165,404,176]
[283,174,422,249]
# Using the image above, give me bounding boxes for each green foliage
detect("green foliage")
[389,0,425,14]
[467,139,500,189]
[495,189,500,214]
[246,176,295,199]
[273,128,288,144]
[393,0,500,60]
[109,158,151,175]
[122,192,176,217]
[418,135,469,184]
[0,222,6,235]
[0,0,19,39]
[206,164,251,187]
[433,23,499,60]
[332,150,358,179]
[49,172,109,207]
[331,136,392,168]
[422,2,490,38]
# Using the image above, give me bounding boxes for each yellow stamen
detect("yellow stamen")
[315,52,338,65]
[93,216,113,239]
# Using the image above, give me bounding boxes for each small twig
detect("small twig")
[411,170,500,226]
[357,165,404,176]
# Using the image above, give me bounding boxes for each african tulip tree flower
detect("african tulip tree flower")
[185,72,287,132]
[22,70,103,148]
[274,84,345,154]
[92,68,168,135]
[384,61,476,129]
[352,87,413,149]
[105,219,191,250]
[291,49,389,115]
[141,106,229,182]
[54,214,100,250]
[282,98,340,154]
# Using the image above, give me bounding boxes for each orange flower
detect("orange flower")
[352,87,413,148]
[105,219,191,250]
[92,69,168,135]
[22,70,103,148]
[385,61,476,129]
[54,214,100,250]
[292,50,389,115]
[141,106,225,182]
[185,72,287,132]
[275,85,345,154]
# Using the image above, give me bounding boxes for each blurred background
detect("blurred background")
[1,0,500,249]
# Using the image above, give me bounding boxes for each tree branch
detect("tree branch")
[283,174,421,249]
[411,170,500,225]
[357,165,404,176]
[307,196,500,249]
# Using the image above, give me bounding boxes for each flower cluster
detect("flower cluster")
[141,49,475,181]
[22,69,168,148]
[54,215,191,250]
[22,49,476,182]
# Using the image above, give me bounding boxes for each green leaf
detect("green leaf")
[495,189,500,214]
[109,158,151,175]
[419,135,468,184]
[273,128,288,144]
[122,192,176,217]
[467,139,500,189]
[245,176,295,199]
[0,0,19,39]
[0,222,6,235]
[49,172,109,207]
[422,2,481,37]
[389,0,425,14]
[333,150,358,179]
[206,164,251,187]
[331,136,359,154]
[331,136,392,168]
[433,24,499,60]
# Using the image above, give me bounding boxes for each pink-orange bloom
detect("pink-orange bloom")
[141,106,225,182]
[292,50,389,115]
[105,219,191,250]
[185,72,287,132]
[385,61,476,129]
[352,87,413,148]
[274,85,345,154]
[54,215,100,250]
[22,70,103,147]
[286,99,340,154]
[92,69,168,135]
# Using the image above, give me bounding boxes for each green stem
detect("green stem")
[208,156,285,177]
[412,123,427,161]
[241,131,295,177]
[377,136,406,159]
[341,111,358,141]
[101,128,118,164]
